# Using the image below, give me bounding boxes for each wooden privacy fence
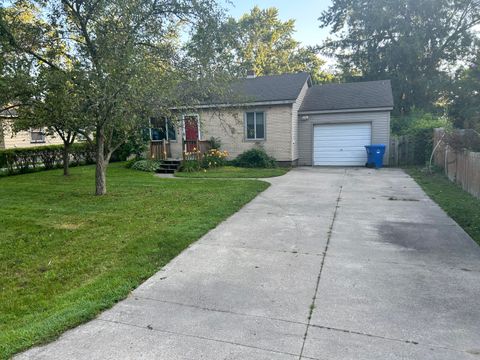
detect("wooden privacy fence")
[389,135,416,166]
[433,128,480,199]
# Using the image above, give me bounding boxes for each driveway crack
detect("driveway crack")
[299,172,345,359]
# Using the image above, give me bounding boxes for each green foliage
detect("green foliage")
[320,0,480,113]
[130,160,163,172]
[124,158,138,169]
[180,159,202,173]
[202,148,229,169]
[208,136,222,150]
[2,0,230,194]
[232,148,278,168]
[391,111,451,136]
[448,50,480,131]
[198,6,334,83]
[111,131,150,162]
[392,110,451,165]
[0,163,268,358]
[0,143,94,175]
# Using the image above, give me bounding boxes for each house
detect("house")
[149,72,394,166]
[0,109,63,149]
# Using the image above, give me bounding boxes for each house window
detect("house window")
[245,111,265,140]
[30,128,46,143]
[150,118,176,141]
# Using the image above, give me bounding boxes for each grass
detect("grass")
[0,163,269,358]
[175,166,289,178]
[406,167,480,246]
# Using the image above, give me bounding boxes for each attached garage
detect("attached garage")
[297,80,393,166]
[313,123,371,166]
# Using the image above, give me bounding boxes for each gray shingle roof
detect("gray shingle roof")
[299,80,393,113]
[230,72,310,103]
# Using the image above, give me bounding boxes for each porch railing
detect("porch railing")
[183,140,211,161]
[150,140,171,160]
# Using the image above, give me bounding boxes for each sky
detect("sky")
[226,0,333,47]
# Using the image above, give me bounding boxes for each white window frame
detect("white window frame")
[149,117,177,142]
[244,111,266,141]
[30,128,46,143]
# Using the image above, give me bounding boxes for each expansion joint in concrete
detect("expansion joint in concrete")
[298,178,344,359]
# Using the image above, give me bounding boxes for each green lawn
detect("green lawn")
[0,163,269,358]
[175,166,289,178]
[406,167,480,246]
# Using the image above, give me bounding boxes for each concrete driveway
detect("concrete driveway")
[18,168,480,359]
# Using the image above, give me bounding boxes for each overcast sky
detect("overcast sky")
[226,0,333,47]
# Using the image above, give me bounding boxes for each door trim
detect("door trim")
[182,114,201,141]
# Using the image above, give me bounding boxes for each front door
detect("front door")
[184,116,199,152]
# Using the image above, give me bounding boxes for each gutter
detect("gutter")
[171,99,296,110]
[298,107,394,115]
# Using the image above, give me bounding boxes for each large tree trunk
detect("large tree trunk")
[62,142,70,176]
[95,127,107,195]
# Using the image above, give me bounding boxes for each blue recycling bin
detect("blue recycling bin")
[365,144,386,169]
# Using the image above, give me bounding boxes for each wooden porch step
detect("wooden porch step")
[155,159,182,174]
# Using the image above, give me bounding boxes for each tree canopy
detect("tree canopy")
[1,0,230,194]
[217,6,333,83]
[319,0,480,114]
[448,48,480,131]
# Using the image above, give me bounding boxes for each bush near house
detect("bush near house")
[130,159,163,172]
[203,148,229,169]
[231,148,278,168]
[0,143,95,175]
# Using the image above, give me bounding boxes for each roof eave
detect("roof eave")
[298,106,394,115]
[171,99,296,110]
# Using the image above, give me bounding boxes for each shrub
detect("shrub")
[124,158,138,169]
[111,131,149,162]
[0,143,95,175]
[391,110,452,165]
[202,148,229,169]
[208,136,222,150]
[232,148,277,168]
[130,159,163,172]
[180,159,202,172]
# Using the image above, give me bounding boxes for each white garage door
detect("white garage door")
[313,123,371,166]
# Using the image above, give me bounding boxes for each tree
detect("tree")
[448,48,480,131]
[1,0,227,195]
[319,0,480,113]
[214,6,333,83]
[14,68,85,176]
[0,2,39,114]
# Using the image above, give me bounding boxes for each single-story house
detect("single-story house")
[150,72,394,166]
[0,109,63,149]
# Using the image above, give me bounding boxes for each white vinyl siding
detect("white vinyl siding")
[313,123,371,166]
[298,111,391,166]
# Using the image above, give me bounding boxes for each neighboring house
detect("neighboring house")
[0,109,63,149]
[149,72,394,166]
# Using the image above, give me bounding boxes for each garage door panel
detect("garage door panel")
[313,123,371,166]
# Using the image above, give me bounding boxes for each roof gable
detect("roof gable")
[299,80,394,113]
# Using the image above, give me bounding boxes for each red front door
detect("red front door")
[184,116,199,152]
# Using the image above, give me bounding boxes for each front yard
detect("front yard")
[407,167,480,246]
[175,166,289,178]
[0,163,269,358]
